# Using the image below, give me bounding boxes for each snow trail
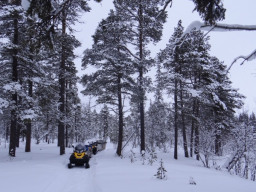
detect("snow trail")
[1,142,256,192]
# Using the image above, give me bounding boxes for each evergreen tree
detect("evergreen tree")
[154,159,167,180]
[81,10,135,156]
[158,20,188,159]
[125,100,141,148]
[159,20,244,161]
[184,30,243,160]
[99,104,109,140]
[146,63,169,151]
[203,57,244,156]
[0,0,24,157]
[113,0,169,153]
[27,0,92,155]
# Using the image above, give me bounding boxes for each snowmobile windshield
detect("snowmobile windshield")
[74,144,85,153]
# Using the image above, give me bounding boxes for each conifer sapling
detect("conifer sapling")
[154,159,167,180]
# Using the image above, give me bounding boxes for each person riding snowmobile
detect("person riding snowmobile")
[68,144,90,169]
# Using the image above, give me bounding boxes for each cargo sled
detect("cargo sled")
[85,142,98,156]
[96,140,107,151]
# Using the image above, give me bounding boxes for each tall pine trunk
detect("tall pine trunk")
[174,78,178,160]
[45,113,49,143]
[65,81,69,148]
[194,99,200,160]
[138,1,145,153]
[25,80,33,152]
[190,116,195,157]
[102,105,109,141]
[16,79,23,148]
[6,122,9,144]
[215,126,222,156]
[58,11,66,155]
[16,122,21,148]
[116,74,123,156]
[190,100,196,157]
[9,5,20,156]
[25,120,32,152]
[179,82,189,158]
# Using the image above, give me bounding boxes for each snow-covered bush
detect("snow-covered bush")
[224,113,256,181]
[189,177,196,185]
[154,159,167,180]
[148,149,157,166]
[129,149,136,163]
[141,150,146,165]
[198,127,216,168]
[0,98,9,114]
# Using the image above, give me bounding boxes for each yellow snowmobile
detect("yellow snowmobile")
[68,144,90,169]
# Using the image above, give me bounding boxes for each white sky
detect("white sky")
[23,0,256,113]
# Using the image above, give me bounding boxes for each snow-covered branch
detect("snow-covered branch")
[186,21,256,34]
[227,49,256,72]
[201,23,256,32]
[185,21,256,70]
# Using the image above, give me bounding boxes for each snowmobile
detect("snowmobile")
[85,142,98,156]
[68,144,90,169]
[91,142,98,155]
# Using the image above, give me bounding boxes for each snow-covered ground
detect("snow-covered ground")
[0,141,255,192]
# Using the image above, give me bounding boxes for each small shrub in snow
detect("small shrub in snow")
[148,149,157,166]
[213,161,221,171]
[189,177,196,185]
[141,150,146,165]
[154,159,167,180]
[250,165,256,181]
[129,149,136,163]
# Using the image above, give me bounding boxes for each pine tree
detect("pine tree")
[0,0,24,157]
[159,19,244,161]
[146,63,169,151]
[114,0,170,154]
[99,104,109,140]
[184,30,243,160]
[27,0,92,155]
[81,10,135,156]
[154,159,167,180]
[158,20,188,159]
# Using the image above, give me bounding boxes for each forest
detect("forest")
[0,0,256,182]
